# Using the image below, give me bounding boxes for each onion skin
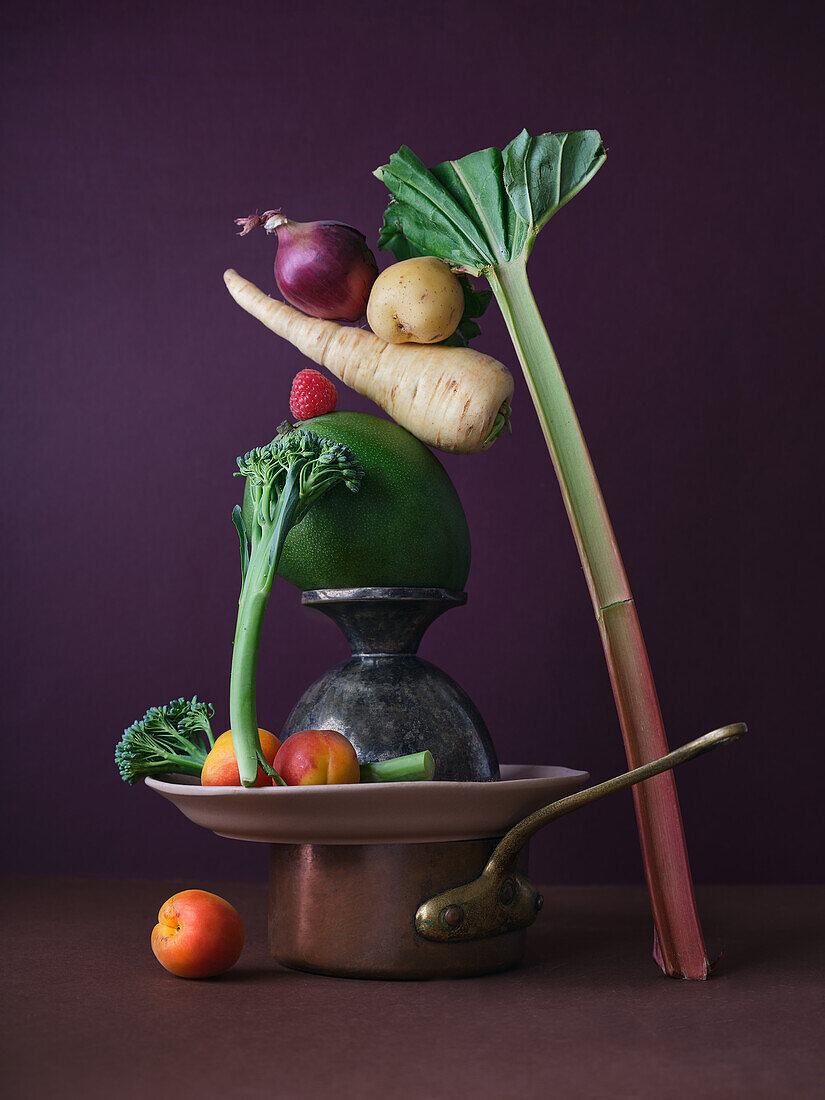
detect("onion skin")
[235,211,378,323]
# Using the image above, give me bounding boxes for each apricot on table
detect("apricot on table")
[201,728,281,787]
[151,889,244,979]
[273,729,360,785]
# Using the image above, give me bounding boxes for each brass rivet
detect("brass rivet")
[499,880,515,906]
[443,905,464,927]
[535,893,544,912]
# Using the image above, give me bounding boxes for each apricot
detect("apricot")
[201,728,281,787]
[273,729,360,785]
[151,889,244,979]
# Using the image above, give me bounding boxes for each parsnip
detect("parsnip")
[224,269,513,455]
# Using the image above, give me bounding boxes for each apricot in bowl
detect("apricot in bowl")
[273,729,360,786]
[201,728,281,787]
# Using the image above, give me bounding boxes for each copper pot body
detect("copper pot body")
[269,838,529,979]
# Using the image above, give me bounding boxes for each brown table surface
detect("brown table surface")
[2,879,822,1099]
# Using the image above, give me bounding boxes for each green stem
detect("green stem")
[359,751,435,783]
[488,259,710,980]
[162,731,209,760]
[151,755,205,778]
[229,480,300,787]
[178,719,214,754]
[229,556,269,786]
[257,749,287,786]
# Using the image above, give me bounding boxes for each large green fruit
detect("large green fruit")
[263,411,470,591]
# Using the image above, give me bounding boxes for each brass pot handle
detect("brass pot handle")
[415,722,747,943]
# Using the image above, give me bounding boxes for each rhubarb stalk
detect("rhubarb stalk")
[376,131,711,977]
[490,259,708,978]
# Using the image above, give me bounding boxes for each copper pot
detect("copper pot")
[269,838,530,979]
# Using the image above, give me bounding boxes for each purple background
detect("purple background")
[2,0,822,887]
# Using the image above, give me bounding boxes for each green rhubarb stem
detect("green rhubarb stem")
[359,751,435,783]
[488,258,710,980]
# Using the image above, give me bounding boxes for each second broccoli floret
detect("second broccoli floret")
[230,427,364,786]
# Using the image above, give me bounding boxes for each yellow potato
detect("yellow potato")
[366,257,465,344]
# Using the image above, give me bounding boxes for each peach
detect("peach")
[201,728,281,786]
[151,889,244,979]
[273,729,360,785]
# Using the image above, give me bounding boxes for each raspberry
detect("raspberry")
[289,369,338,421]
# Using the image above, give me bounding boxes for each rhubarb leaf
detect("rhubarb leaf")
[375,145,494,272]
[431,146,513,264]
[502,128,606,233]
[376,130,605,272]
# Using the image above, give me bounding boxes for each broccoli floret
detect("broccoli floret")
[115,696,215,784]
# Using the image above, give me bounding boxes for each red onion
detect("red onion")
[235,210,378,323]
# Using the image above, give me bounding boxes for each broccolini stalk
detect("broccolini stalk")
[115,696,215,783]
[230,429,364,786]
[359,750,435,783]
[376,131,726,979]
